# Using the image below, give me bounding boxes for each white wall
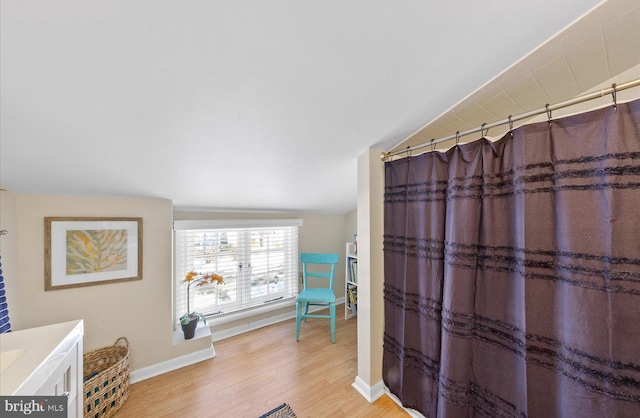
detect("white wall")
[354,147,385,398]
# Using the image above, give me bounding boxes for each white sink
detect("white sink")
[0,348,25,373]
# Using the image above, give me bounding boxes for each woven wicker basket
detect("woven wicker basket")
[83,337,131,418]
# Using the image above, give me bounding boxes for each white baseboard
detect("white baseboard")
[351,376,386,403]
[130,345,215,383]
[211,297,345,341]
[351,377,425,417]
[211,308,296,341]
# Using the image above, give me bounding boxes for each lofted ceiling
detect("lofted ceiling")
[2,0,637,214]
[391,0,640,154]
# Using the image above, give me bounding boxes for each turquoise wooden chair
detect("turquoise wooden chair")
[296,253,339,343]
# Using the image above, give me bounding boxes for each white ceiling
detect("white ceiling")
[2,0,631,214]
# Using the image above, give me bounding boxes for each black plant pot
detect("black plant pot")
[181,316,198,339]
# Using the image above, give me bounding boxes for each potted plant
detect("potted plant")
[180,270,224,339]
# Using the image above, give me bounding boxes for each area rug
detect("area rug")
[258,403,297,418]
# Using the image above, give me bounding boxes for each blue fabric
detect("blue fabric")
[0,256,12,333]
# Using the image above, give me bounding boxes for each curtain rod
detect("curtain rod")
[381,78,640,161]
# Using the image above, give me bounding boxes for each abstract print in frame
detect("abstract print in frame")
[45,217,142,290]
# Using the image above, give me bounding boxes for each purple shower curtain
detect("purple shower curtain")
[383,98,640,417]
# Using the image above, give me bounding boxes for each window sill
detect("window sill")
[172,323,212,346]
[205,298,296,327]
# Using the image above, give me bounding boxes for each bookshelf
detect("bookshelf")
[345,242,358,319]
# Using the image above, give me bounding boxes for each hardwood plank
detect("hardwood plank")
[116,309,409,417]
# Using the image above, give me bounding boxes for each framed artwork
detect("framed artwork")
[45,217,143,290]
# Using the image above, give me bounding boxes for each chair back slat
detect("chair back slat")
[304,272,332,279]
[300,253,339,264]
[300,253,339,290]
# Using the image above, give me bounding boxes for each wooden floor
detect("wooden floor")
[116,310,409,417]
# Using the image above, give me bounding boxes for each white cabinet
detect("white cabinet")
[35,341,80,417]
[0,320,84,418]
[345,242,358,319]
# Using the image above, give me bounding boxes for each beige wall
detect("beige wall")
[345,208,357,246]
[14,194,210,371]
[0,186,20,329]
[4,193,355,374]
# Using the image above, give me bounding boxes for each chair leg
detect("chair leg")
[304,301,310,322]
[330,302,336,343]
[296,301,301,341]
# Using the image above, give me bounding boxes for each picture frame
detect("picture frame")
[45,217,143,291]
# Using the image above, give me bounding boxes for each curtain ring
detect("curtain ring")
[480,123,487,138]
[508,115,514,138]
[405,146,412,157]
[545,104,552,124]
[612,83,618,109]
[455,131,460,145]
[430,139,435,151]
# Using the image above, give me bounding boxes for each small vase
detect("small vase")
[181,316,198,339]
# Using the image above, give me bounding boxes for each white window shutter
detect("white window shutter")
[173,220,302,326]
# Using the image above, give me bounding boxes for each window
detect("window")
[173,219,302,325]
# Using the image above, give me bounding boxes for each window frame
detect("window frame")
[173,219,303,327]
